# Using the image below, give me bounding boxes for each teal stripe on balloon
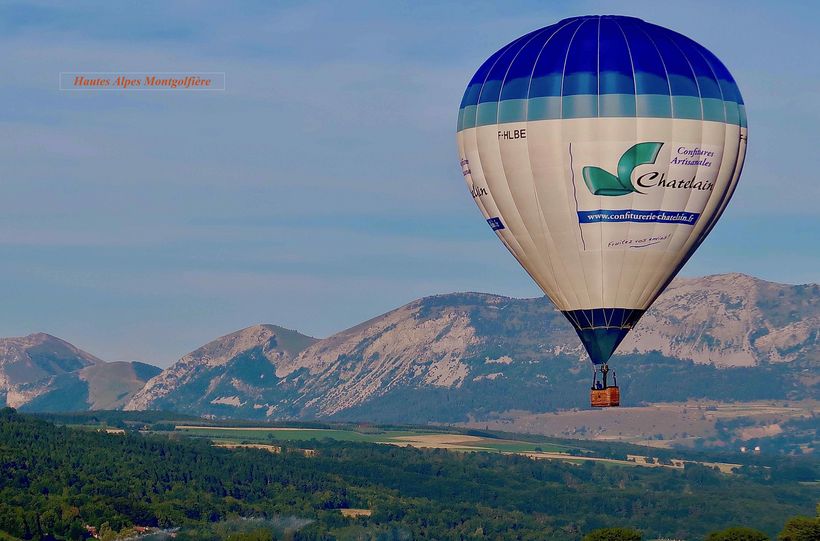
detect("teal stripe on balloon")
[498,99,527,123]
[476,102,499,126]
[562,95,598,118]
[724,101,740,125]
[458,95,745,130]
[702,98,726,122]
[671,96,702,120]
[636,94,672,118]
[599,94,636,117]
[461,105,477,129]
[527,97,562,120]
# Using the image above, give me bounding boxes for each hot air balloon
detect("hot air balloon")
[456,15,747,407]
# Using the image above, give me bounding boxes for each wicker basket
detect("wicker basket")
[590,386,620,407]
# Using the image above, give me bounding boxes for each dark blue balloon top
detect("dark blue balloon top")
[457,15,745,131]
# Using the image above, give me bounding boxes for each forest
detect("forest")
[0,408,817,540]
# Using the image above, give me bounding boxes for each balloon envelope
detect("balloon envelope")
[456,15,747,365]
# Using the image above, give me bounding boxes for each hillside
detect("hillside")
[125,274,818,421]
[125,324,318,416]
[0,409,816,540]
[625,274,818,367]
[0,333,160,411]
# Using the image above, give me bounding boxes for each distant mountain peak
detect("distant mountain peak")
[0,331,101,357]
[0,333,102,375]
[176,324,318,370]
[0,333,158,411]
[124,324,318,412]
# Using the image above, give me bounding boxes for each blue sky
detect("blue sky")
[0,0,817,366]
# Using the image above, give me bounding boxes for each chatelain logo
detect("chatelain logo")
[461,158,489,199]
[470,184,488,198]
[582,142,663,196]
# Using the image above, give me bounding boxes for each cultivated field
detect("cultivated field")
[173,424,745,472]
[175,425,568,453]
[459,400,817,449]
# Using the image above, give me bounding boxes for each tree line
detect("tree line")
[0,408,816,540]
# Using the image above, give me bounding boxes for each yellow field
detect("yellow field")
[177,425,323,431]
[382,434,498,450]
[339,509,372,518]
[177,421,749,473]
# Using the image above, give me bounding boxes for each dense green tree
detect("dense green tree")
[707,526,770,541]
[583,527,642,541]
[778,515,820,541]
[0,410,816,540]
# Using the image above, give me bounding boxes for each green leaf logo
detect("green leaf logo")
[582,142,663,196]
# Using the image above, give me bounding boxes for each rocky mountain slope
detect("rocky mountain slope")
[125,274,818,421]
[125,325,318,417]
[0,333,160,411]
[624,274,818,367]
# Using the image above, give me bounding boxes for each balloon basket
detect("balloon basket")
[590,386,620,407]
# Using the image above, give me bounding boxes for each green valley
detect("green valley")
[0,409,816,540]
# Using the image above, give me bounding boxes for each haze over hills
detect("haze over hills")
[124,273,818,422]
[0,333,160,411]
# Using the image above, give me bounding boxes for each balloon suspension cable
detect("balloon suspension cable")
[591,364,617,390]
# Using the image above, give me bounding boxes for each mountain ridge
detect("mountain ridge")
[124,273,818,420]
[1,273,815,417]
